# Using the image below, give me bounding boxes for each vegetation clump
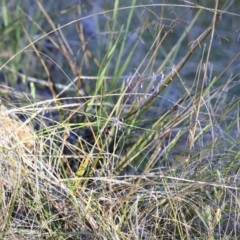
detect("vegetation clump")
[0,0,240,239]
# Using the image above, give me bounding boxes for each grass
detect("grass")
[0,0,240,239]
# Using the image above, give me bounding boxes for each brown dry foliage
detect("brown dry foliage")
[0,106,35,152]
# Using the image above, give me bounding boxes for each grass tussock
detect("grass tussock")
[0,0,240,239]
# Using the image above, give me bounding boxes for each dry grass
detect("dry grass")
[1,0,240,239]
